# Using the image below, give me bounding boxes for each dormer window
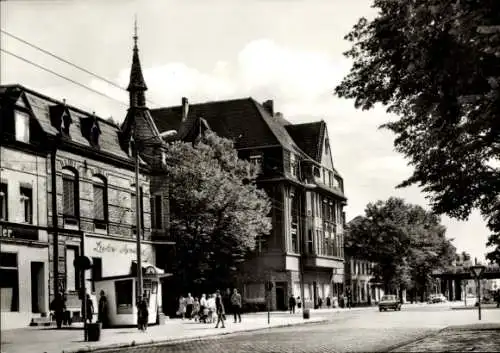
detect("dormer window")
[15,111,30,143]
[61,113,71,135]
[90,120,100,147]
[249,154,263,173]
[290,153,298,178]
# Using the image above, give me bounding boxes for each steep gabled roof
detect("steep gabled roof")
[2,84,132,161]
[285,121,326,162]
[150,98,310,159]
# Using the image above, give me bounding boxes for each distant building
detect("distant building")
[344,256,384,305]
[150,98,347,310]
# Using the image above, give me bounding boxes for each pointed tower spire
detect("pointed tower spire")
[127,15,147,108]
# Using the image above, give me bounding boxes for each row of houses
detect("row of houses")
[0,35,381,329]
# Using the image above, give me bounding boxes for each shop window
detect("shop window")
[62,168,79,225]
[15,111,30,143]
[92,176,108,231]
[0,252,19,312]
[115,279,133,314]
[20,186,33,224]
[244,283,265,300]
[91,257,102,292]
[0,182,7,221]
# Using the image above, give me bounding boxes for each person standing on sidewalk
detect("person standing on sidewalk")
[214,290,226,328]
[231,288,242,323]
[50,291,66,329]
[137,298,149,332]
[186,293,194,320]
[289,295,296,314]
[98,290,109,328]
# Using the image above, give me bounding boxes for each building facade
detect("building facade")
[0,35,172,329]
[150,98,347,310]
[1,90,50,329]
[344,256,384,305]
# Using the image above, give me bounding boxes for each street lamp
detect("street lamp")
[132,130,176,306]
[470,264,486,320]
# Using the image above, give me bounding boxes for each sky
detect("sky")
[0,0,493,262]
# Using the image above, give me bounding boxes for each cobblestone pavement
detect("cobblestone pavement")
[391,325,500,352]
[99,306,500,353]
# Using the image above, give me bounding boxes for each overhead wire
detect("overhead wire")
[0,29,157,108]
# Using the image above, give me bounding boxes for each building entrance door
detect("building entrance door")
[31,262,44,313]
[275,283,286,311]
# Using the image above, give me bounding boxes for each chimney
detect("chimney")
[262,100,274,116]
[275,112,283,119]
[181,97,189,122]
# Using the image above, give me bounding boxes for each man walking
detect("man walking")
[186,293,194,320]
[289,295,296,314]
[231,288,242,323]
[214,290,226,328]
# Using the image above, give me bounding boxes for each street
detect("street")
[100,304,500,353]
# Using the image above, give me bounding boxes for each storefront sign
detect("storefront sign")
[0,224,38,241]
[92,240,151,262]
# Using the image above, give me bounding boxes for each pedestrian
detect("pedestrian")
[296,296,302,310]
[214,290,226,328]
[231,288,242,323]
[326,296,331,308]
[289,295,296,314]
[98,290,109,328]
[83,294,94,323]
[199,294,207,323]
[50,291,66,329]
[193,297,200,322]
[137,298,149,331]
[177,296,186,319]
[318,297,323,309]
[186,293,194,320]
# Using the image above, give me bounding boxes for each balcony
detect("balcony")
[0,221,41,242]
[151,229,176,245]
[303,254,341,269]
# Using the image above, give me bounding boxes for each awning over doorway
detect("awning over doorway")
[131,260,173,278]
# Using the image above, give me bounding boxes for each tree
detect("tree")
[165,131,272,294]
[345,197,456,299]
[335,0,500,264]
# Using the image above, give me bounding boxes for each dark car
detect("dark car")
[379,295,401,311]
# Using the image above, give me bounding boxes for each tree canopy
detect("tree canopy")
[164,131,272,293]
[346,198,456,299]
[335,0,500,263]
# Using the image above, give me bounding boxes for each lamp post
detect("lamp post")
[470,264,486,320]
[132,130,177,307]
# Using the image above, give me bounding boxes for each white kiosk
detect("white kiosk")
[94,262,171,327]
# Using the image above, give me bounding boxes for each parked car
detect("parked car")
[428,294,447,304]
[379,295,401,311]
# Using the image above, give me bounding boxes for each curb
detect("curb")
[63,318,330,353]
[379,328,446,353]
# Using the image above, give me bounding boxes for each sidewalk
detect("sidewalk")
[390,323,500,352]
[0,311,329,353]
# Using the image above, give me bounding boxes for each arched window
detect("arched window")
[92,175,108,230]
[62,168,79,225]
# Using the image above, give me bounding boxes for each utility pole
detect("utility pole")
[134,137,143,306]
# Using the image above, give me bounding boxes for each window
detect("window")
[0,183,7,221]
[131,187,144,232]
[92,176,107,230]
[115,279,133,314]
[154,195,162,229]
[15,111,30,143]
[0,252,19,312]
[91,257,102,292]
[90,122,100,147]
[65,247,78,291]
[313,166,320,178]
[306,230,313,254]
[20,186,33,224]
[244,283,265,300]
[62,169,78,220]
[329,171,334,188]
[290,193,299,253]
[250,154,263,173]
[290,153,298,177]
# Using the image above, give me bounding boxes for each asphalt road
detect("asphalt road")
[102,304,500,353]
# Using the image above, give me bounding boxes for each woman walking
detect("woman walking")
[214,290,226,328]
